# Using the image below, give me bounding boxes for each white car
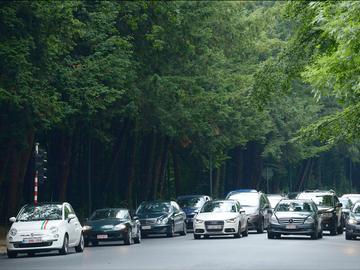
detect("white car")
[193,200,248,239]
[6,202,84,258]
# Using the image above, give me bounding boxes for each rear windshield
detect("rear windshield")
[227,193,259,207]
[178,197,205,208]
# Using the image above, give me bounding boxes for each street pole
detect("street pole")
[34,143,39,205]
[209,155,213,197]
[88,137,92,216]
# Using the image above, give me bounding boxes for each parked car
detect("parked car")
[82,208,141,246]
[286,192,300,199]
[339,197,353,224]
[345,201,360,240]
[267,199,323,239]
[297,190,343,235]
[226,189,272,233]
[267,194,284,210]
[176,195,211,230]
[6,202,84,258]
[341,194,360,204]
[136,201,186,237]
[193,200,248,239]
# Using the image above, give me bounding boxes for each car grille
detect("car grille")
[140,218,157,225]
[14,242,52,248]
[278,218,304,224]
[205,220,224,232]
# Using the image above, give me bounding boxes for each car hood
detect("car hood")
[136,212,169,220]
[244,207,258,215]
[275,212,312,219]
[12,220,63,232]
[86,218,127,229]
[196,212,238,221]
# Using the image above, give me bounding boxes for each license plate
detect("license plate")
[97,234,108,239]
[23,237,42,244]
[207,225,222,229]
[142,226,151,230]
[286,224,297,229]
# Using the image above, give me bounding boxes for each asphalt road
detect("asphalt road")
[0,232,359,270]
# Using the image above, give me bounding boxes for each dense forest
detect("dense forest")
[1,1,360,223]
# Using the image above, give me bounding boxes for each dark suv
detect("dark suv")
[297,190,343,235]
[226,189,272,233]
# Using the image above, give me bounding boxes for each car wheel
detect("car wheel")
[180,222,187,236]
[311,230,318,240]
[75,233,85,253]
[124,229,133,245]
[242,223,249,237]
[267,232,275,239]
[256,218,264,234]
[166,223,175,237]
[194,234,201,239]
[134,227,141,244]
[91,240,99,246]
[346,232,353,240]
[337,224,343,234]
[59,234,69,255]
[7,250,17,259]
[234,223,241,238]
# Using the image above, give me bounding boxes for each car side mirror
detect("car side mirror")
[68,214,76,222]
[9,217,16,223]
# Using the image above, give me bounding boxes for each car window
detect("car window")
[201,201,237,213]
[227,193,260,207]
[90,209,129,220]
[64,205,71,219]
[17,204,62,221]
[276,201,315,212]
[136,202,171,214]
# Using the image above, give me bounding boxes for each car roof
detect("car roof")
[278,199,314,203]
[207,199,237,204]
[177,195,208,199]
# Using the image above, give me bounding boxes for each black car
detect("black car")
[136,201,187,237]
[226,189,272,233]
[340,197,353,224]
[345,201,360,240]
[177,195,211,230]
[82,208,141,246]
[297,190,343,235]
[267,199,323,239]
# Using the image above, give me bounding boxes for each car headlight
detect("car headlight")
[304,217,315,224]
[82,225,92,231]
[9,228,17,236]
[348,218,357,225]
[225,218,237,223]
[322,212,333,218]
[114,224,126,230]
[50,226,59,234]
[195,219,204,224]
[157,217,169,224]
[270,215,279,224]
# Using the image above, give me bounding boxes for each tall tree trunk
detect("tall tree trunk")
[144,131,157,200]
[158,138,169,198]
[172,142,181,196]
[213,166,221,198]
[297,159,312,191]
[152,136,165,200]
[126,127,138,208]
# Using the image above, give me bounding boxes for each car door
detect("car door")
[64,204,77,245]
[171,201,183,232]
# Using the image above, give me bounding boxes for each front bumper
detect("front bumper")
[83,229,127,242]
[268,223,316,235]
[193,221,238,236]
[7,233,64,253]
[321,216,336,231]
[346,224,360,236]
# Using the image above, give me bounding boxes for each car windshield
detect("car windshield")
[136,202,170,214]
[339,198,351,209]
[298,193,334,207]
[353,204,360,214]
[268,196,283,208]
[17,204,62,221]
[201,201,236,213]
[90,209,128,220]
[177,197,205,208]
[227,193,259,207]
[275,201,315,212]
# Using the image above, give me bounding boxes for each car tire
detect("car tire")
[75,233,85,253]
[180,222,187,236]
[124,229,133,245]
[59,234,69,255]
[7,249,17,259]
[242,224,249,237]
[346,232,353,240]
[234,223,241,238]
[134,228,141,244]
[194,234,201,240]
[166,223,175,238]
[256,218,264,234]
[267,232,275,239]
